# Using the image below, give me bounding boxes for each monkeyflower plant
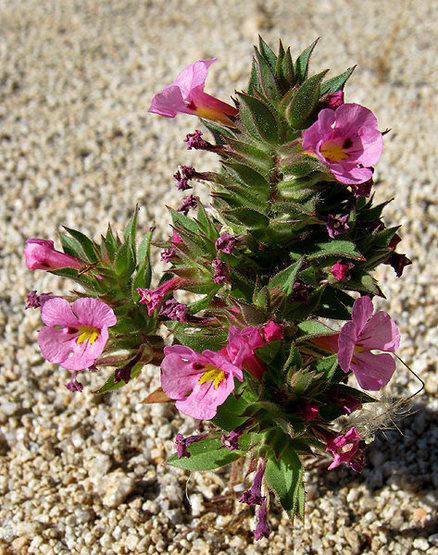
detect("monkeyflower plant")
[25,38,416,540]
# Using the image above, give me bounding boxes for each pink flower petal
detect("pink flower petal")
[331,164,373,185]
[359,311,400,352]
[357,127,384,166]
[351,296,374,336]
[40,298,79,328]
[60,330,108,370]
[302,109,335,151]
[334,104,378,133]
[71,297,116,328]
[38,327,77,364]
[148,85,191,118]
[175,371,235,420]
[337,321,356,372]
[352,351,396,390]
[172,58,216,98]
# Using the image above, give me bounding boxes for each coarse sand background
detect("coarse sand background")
[1,1,437,553]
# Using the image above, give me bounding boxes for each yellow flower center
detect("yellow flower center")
[338,442,354,454]
[198,364,226,389]
[320,142,349,162]
[352,344,365,365]
[76,325,100,345]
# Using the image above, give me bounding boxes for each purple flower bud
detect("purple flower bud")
[175,432,209,459]
[65,371,84,393]
[212,257,228,284]
[221,420,252,451]
[253,499,271,541]
[326,90,344,109]
[138,277,184,315]
[173,165,196,191]
[326,214,350,239]
[240,459,266,506]
[161,246,175,262]
[114,351,142,385]
[290,281,311,304]
[177,195,199,216]
[330,261,351,281]
[25,290,54,309]
[385,252,412,277]
[159,298,188,322]
[184,130,213,150]
[215,231,235,254]
[351,177,373,198]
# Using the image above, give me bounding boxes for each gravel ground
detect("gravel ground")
[1,1,437,553]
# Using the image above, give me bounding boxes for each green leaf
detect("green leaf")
[280,155,324,177]
[131,260,150,301]
[344,272,380,296]
[315,287,354,319]
[123,206,138,253]
[104,223,120,261]
[238,93,279,145]
[187,288,219,314]
[63,226,98,263]
[213,392,253,432]
[169,323,228,352]
[196,202,218,241]
[223,162,270,198]
[115,241,136,277]
[224,137,272,172]
[248,58,259,96]
[254,47,282,102]
[283,342,303,376]
[294,480,305,520]
[59,232,84,260]
[137,226,154,268]
[168,438,241,471]
[202,119,235,144]
[279,46,294,86]
[296,320,333,339]
[307,239,365,261]
[268,258,303,296]
[321,66,356,95]
[265,442,303,518]
[93,361,142,394]
[313,354,339,382]
[169,208,199,235]
[258,36,278,71]
[254,340,282,365]
[288,70,329,129]
[223,207,269,229]
[294,38,320,84]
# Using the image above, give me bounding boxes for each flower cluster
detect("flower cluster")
[24,38,413,541]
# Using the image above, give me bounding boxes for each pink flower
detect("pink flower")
[330,261,350,281]
[302,103,383,185]
[25,239,82,272]
[138,276,184,315]
[261,320,283,342]
[38,297,116,371]
[253,499,271,541]
[240,459,266,506]
[338,296,400,390]
[160,345,243,420]
[326,426,365,471]
[223,325,266,381]
[148,58,238,125]
[326,90,344,109]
